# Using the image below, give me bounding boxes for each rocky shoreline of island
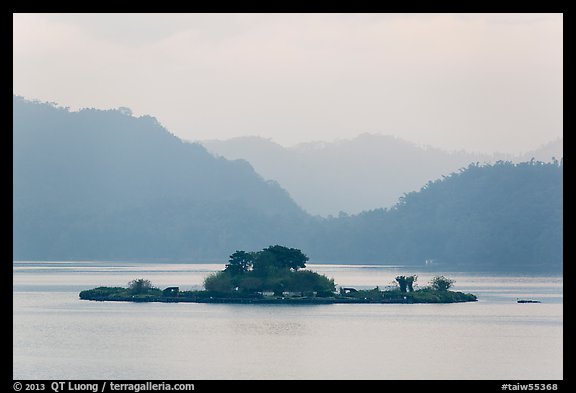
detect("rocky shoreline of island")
[79,288,477,304]
[79,283,477,305]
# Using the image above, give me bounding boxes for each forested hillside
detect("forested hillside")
[13,96,311,260]
[309,160,562,271]
[202,135,562,217]
[13,97,562,271]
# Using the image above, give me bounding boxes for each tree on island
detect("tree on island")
[395,275,417,292]
[262,245,309,271]
[128,278,155,294]
[225,250,255,275]
[224,245,308,276]
[205,245,333,295]
[430,276,455,291]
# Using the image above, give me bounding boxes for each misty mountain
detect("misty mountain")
[308,160,563,272]
[13,96,310,260]
[520,138,563,163]
[201,135,562,217]
[13,97,562,272]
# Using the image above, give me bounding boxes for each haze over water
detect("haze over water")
[12,13,563,382]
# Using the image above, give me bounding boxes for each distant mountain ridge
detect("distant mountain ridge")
[13,96,310,260]
[308,160,562,271]
[519,138,563,163]
[13,96,562,272]
[201,134,562,216]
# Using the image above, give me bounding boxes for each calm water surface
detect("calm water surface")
[13,262,563,380]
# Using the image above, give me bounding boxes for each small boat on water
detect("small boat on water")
[517,299,541,303]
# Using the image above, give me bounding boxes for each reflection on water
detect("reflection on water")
[232,320,305,337]
[13,261,562,380]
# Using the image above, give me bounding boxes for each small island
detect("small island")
[80,245,477,304]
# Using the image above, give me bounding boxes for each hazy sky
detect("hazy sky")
[13,13,563,154]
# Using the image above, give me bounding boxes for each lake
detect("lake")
[13,261,563,380]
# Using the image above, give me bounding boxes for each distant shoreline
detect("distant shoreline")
[13,260,563,274]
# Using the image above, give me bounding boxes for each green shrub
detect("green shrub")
[79,286,126,300]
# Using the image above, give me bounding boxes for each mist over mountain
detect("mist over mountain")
[201,135,562,216]
[519,138,563,163]
[13,96,310,261]
[309,160,563,272]
[13,96,562,272]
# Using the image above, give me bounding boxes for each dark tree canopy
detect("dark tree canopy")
[395,275,417,293]
[430,276,455,291]
[204,246,332,294]
[261,245,308,271]
[224,250,254,275]
[128,278,155,294]
[203,272,235,293]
